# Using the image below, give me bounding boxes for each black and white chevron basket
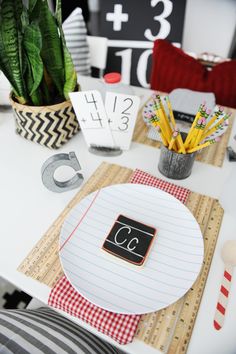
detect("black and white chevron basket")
[10,96,80,149]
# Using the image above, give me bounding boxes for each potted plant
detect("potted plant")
[0,0,80,149]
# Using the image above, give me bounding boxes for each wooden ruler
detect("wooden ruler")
[134,193,223,353]
[133,102,235,168]
[18,162,224,353]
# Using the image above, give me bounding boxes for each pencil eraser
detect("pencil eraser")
[102,215,156,266]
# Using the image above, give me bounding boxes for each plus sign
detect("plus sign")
[106,4,129,31]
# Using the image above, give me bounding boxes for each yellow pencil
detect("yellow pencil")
[155,124,169,147]
[187,137,221,153]
[165,95,177,129]
[184,103,204,148]
[201,114,229,141]
[153,101,172,143]
[148,112,159,125]
[156,94,169,122]
[187,118,204,149]
[168,130,179,151]
[164,95,188,152]
[191,117,207,148]
[147,113,168,146]
[153,95,173,131]
[177,133,186,154]
[204,106,224,131]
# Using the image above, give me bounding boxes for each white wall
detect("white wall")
[182,0,236,57]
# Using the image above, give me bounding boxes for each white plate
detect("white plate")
[59,184,204,315]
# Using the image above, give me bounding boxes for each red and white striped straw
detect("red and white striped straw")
[214,264,233,330]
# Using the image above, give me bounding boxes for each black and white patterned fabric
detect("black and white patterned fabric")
[63,7,91,76]
[0,307,121,354]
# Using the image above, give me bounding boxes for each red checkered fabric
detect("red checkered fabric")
[48,275,140,345]
[130,169,190,204]
[48,168,190,345]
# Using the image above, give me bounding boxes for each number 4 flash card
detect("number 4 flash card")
[105,92,140,150]
[69,90,115,148]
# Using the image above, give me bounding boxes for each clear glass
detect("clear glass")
[97,80,134,101]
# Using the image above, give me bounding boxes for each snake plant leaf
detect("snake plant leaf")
[21,4,29,30]
[14,0,24,77]
[55,0,78,99]
[39,0,64,96]
[61,43,78,99]
[23,23,43,96]
[40,73,53,105]
[28,0,39,13]
[20,6,30,77]
[28,0,42,22]
[55,0,62,25]
[22,49,43,106]
[0,0,26,103]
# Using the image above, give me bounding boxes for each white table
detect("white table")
[1,76,236,354]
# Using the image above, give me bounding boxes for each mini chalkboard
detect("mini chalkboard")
[102,214,156,266]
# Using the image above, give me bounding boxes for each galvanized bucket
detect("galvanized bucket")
[158,145,196,180]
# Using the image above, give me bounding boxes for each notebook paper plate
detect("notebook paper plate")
[59,184,204,315]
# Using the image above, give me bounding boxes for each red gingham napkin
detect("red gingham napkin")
[48,168,190,345]
[130,169,190,204]
[48,275,140,345]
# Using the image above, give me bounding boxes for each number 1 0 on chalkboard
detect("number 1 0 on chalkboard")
[105,92,140,150]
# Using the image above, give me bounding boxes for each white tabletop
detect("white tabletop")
[1,76,236,354]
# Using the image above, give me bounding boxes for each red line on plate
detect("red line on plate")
[60,189,101,251]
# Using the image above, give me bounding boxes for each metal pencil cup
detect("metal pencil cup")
[158,145,196,180]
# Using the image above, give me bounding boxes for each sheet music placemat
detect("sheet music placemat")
[132,100,235,168]
[18,162,224,354]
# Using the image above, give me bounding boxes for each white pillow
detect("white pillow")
[63,7,91,76]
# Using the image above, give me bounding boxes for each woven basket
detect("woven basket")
[10,95,80,149]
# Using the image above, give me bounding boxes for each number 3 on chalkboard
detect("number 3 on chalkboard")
[144,0,173,40]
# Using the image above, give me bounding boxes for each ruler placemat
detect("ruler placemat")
[18,162,224,354]
[133,102,235,168]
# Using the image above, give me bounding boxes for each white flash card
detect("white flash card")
[105,92,140,150]
[69,90,114,148]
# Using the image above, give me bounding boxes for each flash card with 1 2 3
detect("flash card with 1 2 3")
[105,92,140,150]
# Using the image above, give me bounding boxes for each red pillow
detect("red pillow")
[150,39,236,108]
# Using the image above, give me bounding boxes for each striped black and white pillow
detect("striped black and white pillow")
[63,7,91,77]
[0,307,121,353]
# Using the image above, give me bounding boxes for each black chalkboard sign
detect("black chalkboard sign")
[100,0,187,87]
[102,214,156,266]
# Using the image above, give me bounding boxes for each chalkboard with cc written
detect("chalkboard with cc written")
[99,0,187,87]
[102,214,156,266]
